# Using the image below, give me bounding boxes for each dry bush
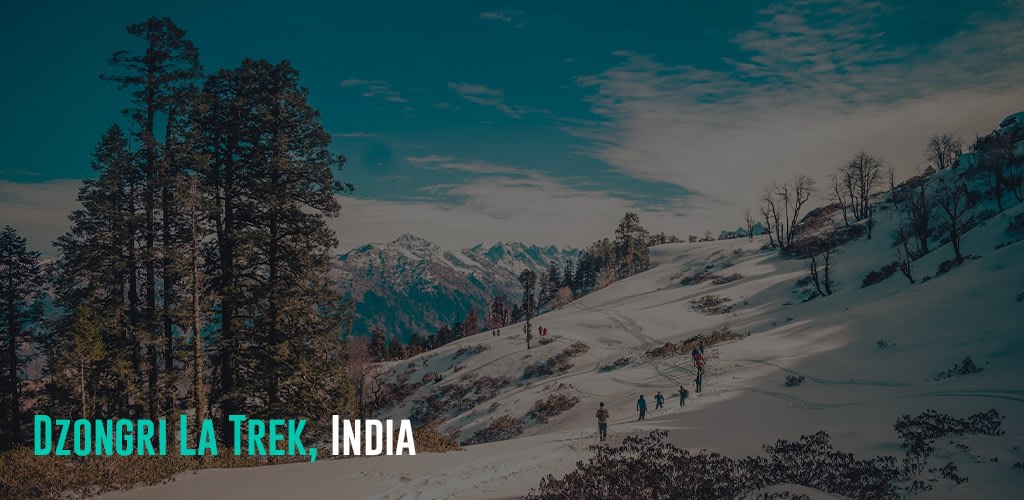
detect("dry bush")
[455,344,490,358]
[711,273,743,285]
[412,422,463,452]
[599,357,631,372]
[647,329,742,358]
[527,394,580,424]
[0,446,301,500]
[523,342,589,379]
[410,375,511,425]
[537,336,556,345]
[465,415,524,445]
[421,371,443,384]
[690,294,733,314]
[862,262,900,287]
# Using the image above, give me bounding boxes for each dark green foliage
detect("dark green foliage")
[0,227,45,449]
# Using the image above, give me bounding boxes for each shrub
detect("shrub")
[412,422,463,452]
[785,375,806,387]
[690,294,733,314]
[646,329,742,358]
[527,393,580,424]
[862,262,900,287]
[934,356,983,380]
[455,344,489,358]
[522,342,589,379]
[711,273,743,285]
[537,336,556,345]
[421,371,443,384]
[410,375,510,425]
[599,357,631,372]
[465,415,524,444]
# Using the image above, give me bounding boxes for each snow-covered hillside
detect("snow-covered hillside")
[102,160,1024,498]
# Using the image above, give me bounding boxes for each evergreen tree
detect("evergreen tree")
[464,307,479,336]
[103,17,203,418]
[518,269,537,349]
[0,226,45,448]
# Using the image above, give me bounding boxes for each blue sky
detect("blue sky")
[2,0,1023,253]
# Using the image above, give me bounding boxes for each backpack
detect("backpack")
[596,408,609,422]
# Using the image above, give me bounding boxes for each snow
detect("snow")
[100,176,1024,499]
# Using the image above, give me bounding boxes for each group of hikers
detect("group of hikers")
[491,329,501,336]
[594,343,707,441]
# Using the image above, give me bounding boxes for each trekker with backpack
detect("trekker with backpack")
[595,402,609,441]
[655,391,665,409]
[636,395,647,420]
[695,372,703,393]
[678,385,689,406]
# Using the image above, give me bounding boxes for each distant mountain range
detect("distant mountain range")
[334,234,578,342]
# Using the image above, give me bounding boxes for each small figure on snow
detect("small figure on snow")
[654,391,665,409]
[595,402,609,441]
[678,385,689,406]
[695,372,703,393]
[636,395,648,421]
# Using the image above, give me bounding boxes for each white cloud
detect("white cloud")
[570,0,1024,231]
[340,78,408,103]
[0,180,81,254]
[332,171,697,252]
[448,82,526,118]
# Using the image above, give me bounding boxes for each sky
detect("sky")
[2,0,1023,254]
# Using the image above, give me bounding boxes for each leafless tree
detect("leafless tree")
[759,196,777,249]
[894,224,915,284]
[904,172,931,256]
[934,178,969,264]
[925,133,963,171]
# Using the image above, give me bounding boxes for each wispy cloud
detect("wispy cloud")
[571,0,1024,229]
[334,131,377,138]
[448,82,526,118]
[480,12,511,22]
[340,78,408,103]
[406,155,528,176]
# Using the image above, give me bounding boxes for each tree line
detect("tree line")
[0,17,356,448]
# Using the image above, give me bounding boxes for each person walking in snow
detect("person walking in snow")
[636,395,647,420]
[678,385,689,406]
[595,402,609,441]
[695,372,703,393]
[692,347,701,367]
[655,391,665,409]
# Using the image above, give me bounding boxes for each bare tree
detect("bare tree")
[888,165,898,210]
[934,178,969,264]
[830,171,850,226]
[845,152,884,222]
[769,175,815,248]
[905,173,931,256]
[894,224,915,284]
[759,197,777,249]
[798,234,837,297]
[925,133,963,171]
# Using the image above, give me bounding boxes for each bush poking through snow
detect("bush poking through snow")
[454,344,489,358]
[412,422,463,452]
[522,342,589,379]
[599,357,631,372]
[410,376,510,425]
[465,415,524,444]
[862,262,900,287]
[528,409,1005,500]
[934,356,983,380]
[527,393,580,424]
[785,375,806,387]
[537,336,556,345]
[690,294,733,314]
[877,339,891,348]
[647,329,742,358]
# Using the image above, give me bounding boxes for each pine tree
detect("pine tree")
[103,17,202,418]
[614,213,650,279]
[196,58,351,429]
[0,226,45,448]
[51,125,145,419]
[518,269,537,349]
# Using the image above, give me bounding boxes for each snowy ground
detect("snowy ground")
[102,197,1024,499]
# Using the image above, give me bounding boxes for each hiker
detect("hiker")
[695,372,703,393]
[595,402,610,441]
[543,326,548,336]
[699,342,705,355]
[678,385,689,406]
[696,355,706,376]
[655,391,665,409]
[691,347,701,367]
[636,395,647,421]
[497,329,501,336]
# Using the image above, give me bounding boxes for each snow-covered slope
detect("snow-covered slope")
[103,183,1024,499]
